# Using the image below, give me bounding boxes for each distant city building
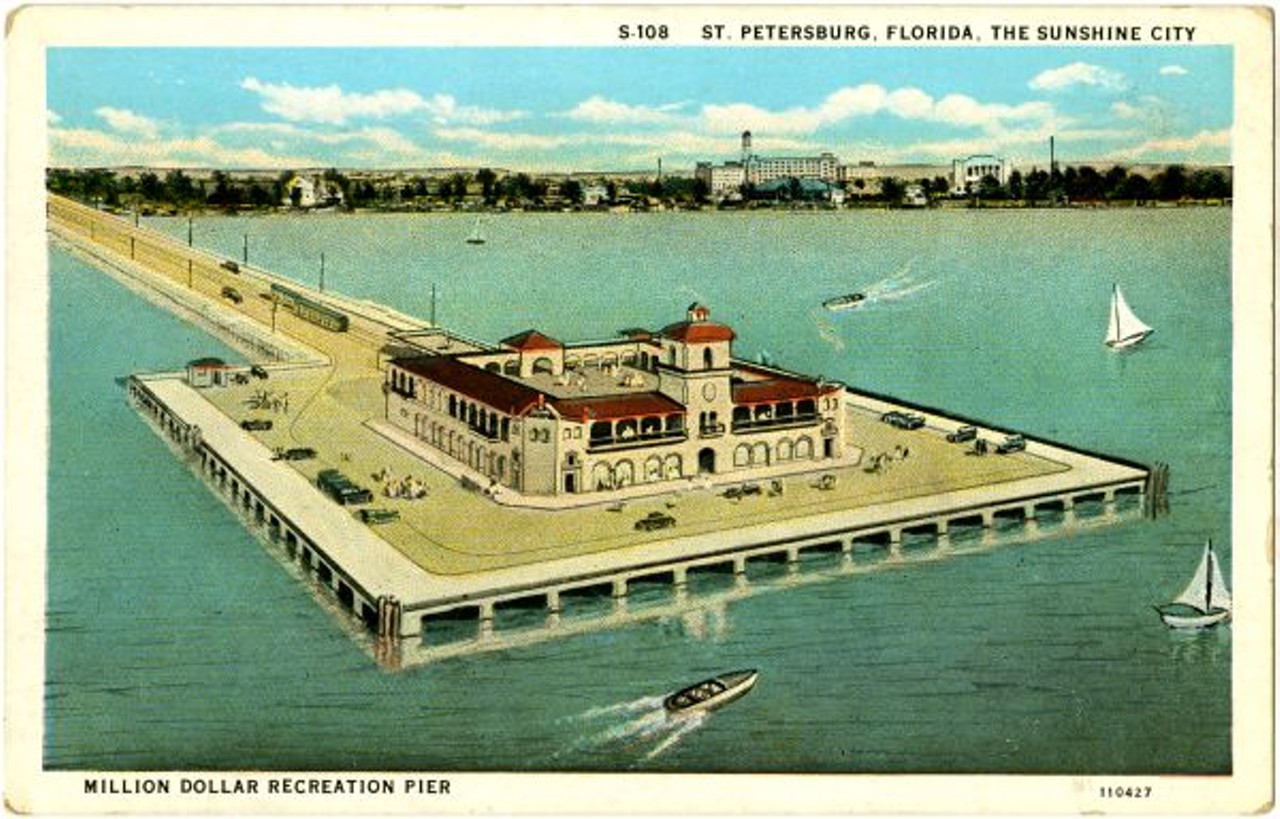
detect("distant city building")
[384,305,848,496]
[696,132,842,200]
[282,174,344,208]
[951,155,1009,195]
[581,184,610,207]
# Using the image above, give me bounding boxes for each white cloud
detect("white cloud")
[239,78,522,127]
[50,125,321,169]
[1029,62,1126,92]
[1112,128,1230,161]
[701,84,1056,137]
[240,77,428,125]
[95,107,161,140]
[1159,65,1189,76]
[564,95,686,126]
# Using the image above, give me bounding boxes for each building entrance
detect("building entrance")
[698,448,716,474]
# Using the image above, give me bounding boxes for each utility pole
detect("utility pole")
[242,233,249,264]
[319,252,325,292]
[187,217,193,246]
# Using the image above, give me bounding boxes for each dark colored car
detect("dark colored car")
[221,285,243,304]
[250,365,269,379]
[635,511,676,531]
[240,418,272,431]
[946,425,978,443]
[882,411,925,430]
[276,447,316,461]
[220,260,240,273]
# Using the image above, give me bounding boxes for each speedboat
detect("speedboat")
[822,293,866,311]
[663,669,758,715]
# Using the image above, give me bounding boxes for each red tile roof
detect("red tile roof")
[660,320,736,343]
[553,393,685,422]
[395,355,686,421]
[395,356,544,416]
[732,376,838,405]
[501,330,563,352]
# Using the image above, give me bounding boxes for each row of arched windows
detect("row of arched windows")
[733,436,815,468]
[589,454,683,491]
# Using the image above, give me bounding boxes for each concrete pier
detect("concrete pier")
[73,195,1150,660]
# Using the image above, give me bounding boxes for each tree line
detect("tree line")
[46,162,1229,213]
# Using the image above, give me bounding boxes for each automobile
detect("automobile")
[996,434,1027,454]
[220,285,243,304]
[635,511,676,531]
[881,411,925,430]
[240,418,272,431]
[220,260,240,273]
[946,425,978,443]
[273,447,316,461]
[250,365,269,379]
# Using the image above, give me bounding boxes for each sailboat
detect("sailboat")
[1155,540,1231,629]
[465,218,486,245]
[1105,284,1153,349]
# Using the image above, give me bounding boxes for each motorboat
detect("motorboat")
[663,669,758,715]
[822,293,866,311]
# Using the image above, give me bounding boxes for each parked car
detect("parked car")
[273,447,316,461]
[220,285,243,304]
[996,434,1027,454]
[250,365,269,379]
[946,424,978,443]
[220,260,240,273]
[882,411,925,430]
[240,419,272,431]
[635,511,676,531]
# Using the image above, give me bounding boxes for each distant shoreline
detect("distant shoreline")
[101,198,1233,219]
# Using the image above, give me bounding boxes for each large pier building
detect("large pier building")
[384,304,848,496]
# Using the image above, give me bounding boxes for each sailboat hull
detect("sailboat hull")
[1156,605,1230,630]
[1106,330,1153,350]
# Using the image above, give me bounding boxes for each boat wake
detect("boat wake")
[854,257,937,308]
[813,258,935,349]
[561,694,710,764]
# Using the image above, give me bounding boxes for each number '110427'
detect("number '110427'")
[1100,786,1153,798]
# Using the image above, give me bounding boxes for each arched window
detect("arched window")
[777,439,794,461]
[734,444,751,467]
[795,436,814,459]
[614,460,635,487]
[703,348,714,369]
[664,454,682,479]
[752,442,770,466]
[645,456,662,482]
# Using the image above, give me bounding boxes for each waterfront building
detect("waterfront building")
[384,305,848,496]
[951,155,1009,195]
[282,173,345,208]
[697,131,841,200]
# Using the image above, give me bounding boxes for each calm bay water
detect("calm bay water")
[47,207,1231,773]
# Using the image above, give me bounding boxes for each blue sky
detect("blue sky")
[47,47,1233,171]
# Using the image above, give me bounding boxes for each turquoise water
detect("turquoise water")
[47,208,1231,772]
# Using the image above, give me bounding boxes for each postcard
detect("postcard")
[6,3,1274,815]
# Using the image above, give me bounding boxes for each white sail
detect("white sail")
[1106,285,1154,347]
[1172,542,1231,613]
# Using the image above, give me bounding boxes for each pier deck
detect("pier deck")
[59,195,1149,649]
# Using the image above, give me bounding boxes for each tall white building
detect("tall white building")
[697,131,843,200]
[951,155,1009,195]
